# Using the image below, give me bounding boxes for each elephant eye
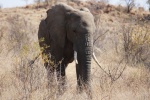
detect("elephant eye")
[82,22,87,26]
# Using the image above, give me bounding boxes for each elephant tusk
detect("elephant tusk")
[92,52,101,67]
[74,51,78,64]
[92,52,108,74]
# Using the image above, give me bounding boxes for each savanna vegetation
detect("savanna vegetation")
[0,0,150,100]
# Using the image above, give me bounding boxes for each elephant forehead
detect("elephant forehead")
[78,11,94,22]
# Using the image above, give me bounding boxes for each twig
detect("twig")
[28,53,40,67]
[93,30,108,45]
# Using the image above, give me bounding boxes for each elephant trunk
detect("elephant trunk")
[82,46,91,85]
[77,34,92,86]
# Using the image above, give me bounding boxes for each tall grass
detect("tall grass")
[121,22,150,65]
[0,4,150,100]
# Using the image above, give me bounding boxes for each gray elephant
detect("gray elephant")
[38,3,96,94]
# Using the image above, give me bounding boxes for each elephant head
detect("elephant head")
[38,3,96,93]
[65,10,95,87]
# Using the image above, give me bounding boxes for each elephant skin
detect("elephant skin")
[38,3,96,95]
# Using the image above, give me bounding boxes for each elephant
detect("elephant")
[38,3,96,94]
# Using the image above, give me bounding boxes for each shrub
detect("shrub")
[122,23,150,65]
[6,15,37,57]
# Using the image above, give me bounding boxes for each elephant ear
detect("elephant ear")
[45,7,68,49]
[38,20,48,45]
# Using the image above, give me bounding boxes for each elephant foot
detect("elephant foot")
[76,84,92,99]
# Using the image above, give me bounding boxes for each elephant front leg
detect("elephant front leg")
[56,62,66,94]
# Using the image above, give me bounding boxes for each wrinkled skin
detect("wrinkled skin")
[38,3,95,95]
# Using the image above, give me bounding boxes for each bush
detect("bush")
[122,23,150,65]
[0,13,58,99]
[6,15,37,57]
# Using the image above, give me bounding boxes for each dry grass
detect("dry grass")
[0,1,150,100]
[121,22,150,65]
